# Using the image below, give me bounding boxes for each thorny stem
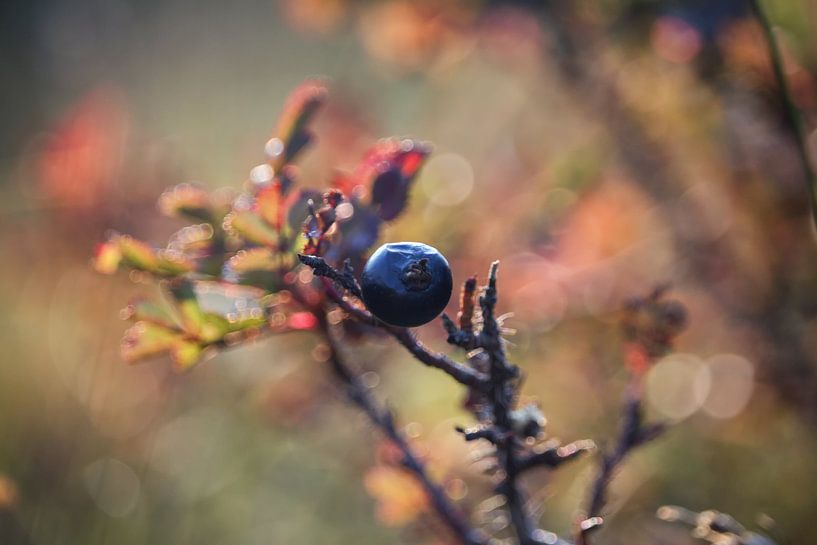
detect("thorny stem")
[317,313,486,545]
[751,0,817,225]
[575,381,664,545]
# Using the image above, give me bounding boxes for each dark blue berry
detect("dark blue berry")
[361,242,453,328]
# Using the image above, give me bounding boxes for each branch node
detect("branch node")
[298,254,362,298]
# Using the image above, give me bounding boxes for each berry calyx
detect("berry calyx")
[402,258,432,291]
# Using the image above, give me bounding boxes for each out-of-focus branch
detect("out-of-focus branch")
[657,505,779,545]
[575,383,664,545]
[516,439,595,472]
[318,313,486,545]
[524,1,817,430]
[751,0,817,222]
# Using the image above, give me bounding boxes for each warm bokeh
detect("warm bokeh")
[2,0,817,544]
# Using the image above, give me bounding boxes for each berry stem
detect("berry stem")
[300,256,489,387]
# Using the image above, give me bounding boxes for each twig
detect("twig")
[389,326,487,389]
[575,383,664,545]
[516,440,595,472]
[751,0,817,224]
[446,262,591,545]
[478,262,541,545]
[305,256,587,544]
[299,256,489,388]
[298,254,362,298]
[318,313,486,545]
[458,276,478,333]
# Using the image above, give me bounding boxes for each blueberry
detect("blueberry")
[361,242,453,328]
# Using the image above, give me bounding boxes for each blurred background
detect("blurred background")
[2,0,817,543]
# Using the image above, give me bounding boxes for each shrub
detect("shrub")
[96,80,774,545]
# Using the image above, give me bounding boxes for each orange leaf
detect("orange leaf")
[93,241,122,274]
[363,466,429,527]
[257,181,285,230]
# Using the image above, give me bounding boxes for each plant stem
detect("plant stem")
[584,396,638,520]
[480,262,540,545]
[304,258,587,544]
[751,0,817,224]
[576,382,662,545]
[318,313,486,545]
[303,264,489,388]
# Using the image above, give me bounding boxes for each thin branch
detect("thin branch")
[575,383,664,545]
[298,254,362,298]
[443,313,478,350]
[751,0,817,224]
[319,314,486,545]
[299,256,489,388]
[458,276,478,333]
[478,262,541,545]
[389,326,487,389]
[447,262,591,545]
[516,440,596,472]
[308,257,582,545]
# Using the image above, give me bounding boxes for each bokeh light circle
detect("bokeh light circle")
[418,152,474,207]
[646,353,710,421]
[702,354,755,419]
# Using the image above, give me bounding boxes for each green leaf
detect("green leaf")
[224,310,266,333]
[224,210,280,247]
[168,279,208,338]
[121,321,208,371]
[100,235,195,277]
[121,297,179,329]
[194,281,268,334]
[155,250,196,276]
[121,322,184,364]
[169,340,205,372]
[118,236,159,271]
[158,183,230,224]
[93,241,122,274]
[224,248,289,291]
